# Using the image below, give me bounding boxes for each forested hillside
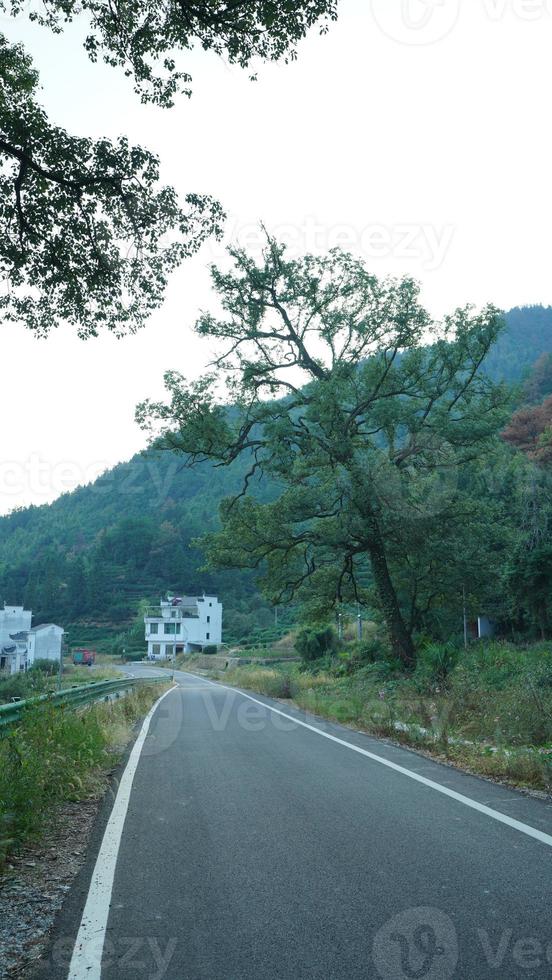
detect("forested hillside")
[0,304,549,645]
[0,449,271,643]
[484,306,552,383]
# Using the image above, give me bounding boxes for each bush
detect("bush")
[32,658,59,675]
[414,642,461,692]
[348,636,388,665]
[295,626,338,663]
[0,662,59,704]
[202,644,218,655]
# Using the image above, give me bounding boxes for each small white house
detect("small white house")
[0,603,64,676]
[144,594,222,660]
[27,624,65,663]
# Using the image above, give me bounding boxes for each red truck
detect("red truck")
[72,649,96,666]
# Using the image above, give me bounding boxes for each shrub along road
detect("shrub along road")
[42,665,552,980]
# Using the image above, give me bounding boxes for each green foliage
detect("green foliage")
[0,37,222,336]
[224,666,293,699]
[413,642,462,692]
[140,237,511,665]
[202,644,218,655]
[0,683,168,867]
[0,661,58,703]
[445,642,552,748]
[0,450,275,643]
[484,305,552,384]
[523,353,552,404]
[31,658,58,675]
[348,636,388,664]
[0,306,549,651]
[295,626,337,662]
[0,1,338,334]
[4,0,338,107]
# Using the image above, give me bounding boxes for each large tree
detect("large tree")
[0,1,337,335]
[137,238,508,665]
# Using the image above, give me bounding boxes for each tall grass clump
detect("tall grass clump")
[446,641,552,746]
[0,683,169,869]
[225,666,293,699]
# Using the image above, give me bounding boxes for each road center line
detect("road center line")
[185,672,552,851]
[67,684,176,980]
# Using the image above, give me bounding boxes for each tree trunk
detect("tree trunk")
[366,522,416,668]
[350,467,416,667]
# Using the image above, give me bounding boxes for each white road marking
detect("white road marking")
[67,685,176,980]
[68,669,552,979]
[180,671,552,851]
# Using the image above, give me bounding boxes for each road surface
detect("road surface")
[43,665,552,979]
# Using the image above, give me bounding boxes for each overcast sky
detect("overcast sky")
[1,0,551,514]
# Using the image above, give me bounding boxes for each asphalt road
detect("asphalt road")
[44,665,552,980]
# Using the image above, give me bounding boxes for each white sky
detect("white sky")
[1,0,552,513]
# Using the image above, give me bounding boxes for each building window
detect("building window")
[207,615,210,623]
[165,645,174,656]
[149,623,158,634]
[206,632,210,640]
[152,644,160,655]
[164,622,180,635]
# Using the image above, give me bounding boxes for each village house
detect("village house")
[144,594,222,660]
[0,604,64,675]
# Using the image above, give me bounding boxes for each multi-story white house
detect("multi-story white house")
[144,594,222,660]
[0,604,64,675]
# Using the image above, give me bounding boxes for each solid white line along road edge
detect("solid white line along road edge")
[67,684,176,980]
[182,672,552,851]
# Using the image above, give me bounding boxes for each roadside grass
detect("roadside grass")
[217,642,552,793]
[64,664,121,686]
[233,646,300,660]
[0,682,171,871]
[0,660,122,706]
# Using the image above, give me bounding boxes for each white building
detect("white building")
[0,603,64,676]
[28,624,65,663]
[144,594,222,660]
[0,605,32,646]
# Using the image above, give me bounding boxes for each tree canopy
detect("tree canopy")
[0,1,337,334]
[0,305,549,648]
[502,395,552,466]
[138,238,509,664]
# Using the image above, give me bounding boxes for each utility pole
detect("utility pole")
[58,631,67,691]
[357,603,362,642]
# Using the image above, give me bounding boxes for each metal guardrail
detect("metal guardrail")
[0,675,169,733]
